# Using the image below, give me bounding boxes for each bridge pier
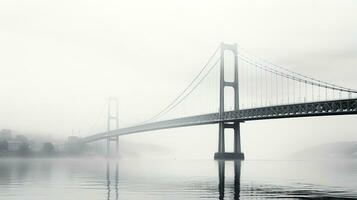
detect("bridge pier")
[215,43,244,160]
[107,136,119,157]
[214,122,244,160]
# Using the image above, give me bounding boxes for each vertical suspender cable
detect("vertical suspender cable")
[297,80,300,103]
[246,63,249,108]
[281,76,284,104]
[310,83,312,101]
[260,68,262,106]
[271,69,273,105]
[265,69,268,105]
[256,65,258,107]
[305,81,307,102]
[287,77,290,104]
[292,78,295,103]
[276,72,278,105]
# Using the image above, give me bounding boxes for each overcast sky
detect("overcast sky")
[0,0,356,159]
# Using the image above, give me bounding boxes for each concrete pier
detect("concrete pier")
[214,152,245,160]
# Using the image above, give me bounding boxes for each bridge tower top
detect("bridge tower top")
[219,43,239,115]
[107,97,119,131]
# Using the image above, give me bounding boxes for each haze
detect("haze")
[0,0,356,159]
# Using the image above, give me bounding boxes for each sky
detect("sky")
[0,0,356,159]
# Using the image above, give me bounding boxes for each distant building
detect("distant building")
[0,132,30,152]
[15,135,28,143]
[7,140,22,151]
[0,129,12,141]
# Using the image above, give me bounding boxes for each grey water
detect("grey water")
[0,158,356,200]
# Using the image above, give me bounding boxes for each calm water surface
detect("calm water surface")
[0,158,356,199]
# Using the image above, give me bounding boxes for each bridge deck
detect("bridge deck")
[81,98,357,143]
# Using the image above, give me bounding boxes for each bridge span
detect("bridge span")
[81,98,357,148]
[80,43,357,160]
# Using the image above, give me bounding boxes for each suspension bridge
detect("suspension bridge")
[80,43,357,160]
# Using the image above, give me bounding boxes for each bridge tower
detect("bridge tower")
[214,43,245,160]
[107,97,119,158]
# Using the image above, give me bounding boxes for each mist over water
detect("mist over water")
[0,158,356,200]
[0,0,356,199]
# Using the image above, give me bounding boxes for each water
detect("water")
[0,158,356,199]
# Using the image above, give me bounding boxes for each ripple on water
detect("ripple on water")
[0,158,356,199]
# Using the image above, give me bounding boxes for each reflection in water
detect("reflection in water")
[234,161,241,199]
[106,161,119,200]
[0,159,356,199]
[218,161,225,199]
[115,163,119,199]
[218,161,241,200]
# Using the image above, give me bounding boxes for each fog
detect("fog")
[0,0,356,159]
